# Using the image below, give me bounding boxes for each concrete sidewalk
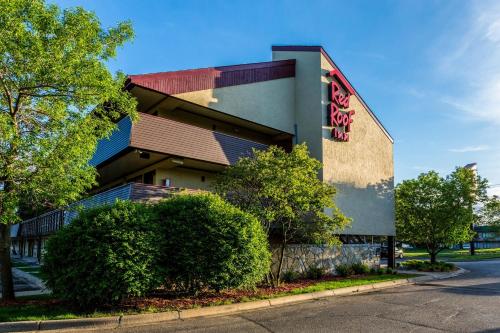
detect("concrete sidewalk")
[0,256,49,298]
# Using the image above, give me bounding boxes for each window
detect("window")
[143,170,155,185]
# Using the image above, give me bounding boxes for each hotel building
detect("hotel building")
[11,46,396,267]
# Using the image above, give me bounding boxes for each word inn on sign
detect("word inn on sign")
[326,69,356,142]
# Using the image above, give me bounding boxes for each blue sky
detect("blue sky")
[54,0,500,194]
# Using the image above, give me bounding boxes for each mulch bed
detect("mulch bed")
[121,275,348,311]
[0,275,362,311]
[0,297,61,307]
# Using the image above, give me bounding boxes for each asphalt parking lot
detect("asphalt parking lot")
[106,260,500,333]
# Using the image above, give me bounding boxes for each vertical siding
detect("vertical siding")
[128,59,296,95]
[90,117,132,166]
[64,183,133,224]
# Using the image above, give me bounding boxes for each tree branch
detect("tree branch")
[0,74,14,115]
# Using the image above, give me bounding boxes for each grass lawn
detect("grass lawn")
[277,274,411,295]
[11,261,43,279]
[0,273,417,322]
[404,247,500,261]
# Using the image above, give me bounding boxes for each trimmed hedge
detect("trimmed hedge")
[41,201,160,309]
[42,194,271,307]
[154,194,271,292]
[400,259,456,272]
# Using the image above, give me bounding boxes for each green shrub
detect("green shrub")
[400,260,456,272]
[442,262,455,271]
[385,267,394,274]
[154,194,270,292]
[305,265,326,280]
[376,268,385,275]
[401,259,425,270]
[282,270,300,283]
[42,201,159,309]
[351,262,370,275]
[335,263,354,277]
[369,267,377,274]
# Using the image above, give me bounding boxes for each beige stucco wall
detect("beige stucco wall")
[272,51,324,163]
[155,108,273,144]
[98,162,215,192]
[156,167,214,190]
[162,48,394,236]
[173,78,295,134]
[320,53,395,236]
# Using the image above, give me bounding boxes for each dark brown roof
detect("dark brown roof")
[127,59,295,95]
[130,113,268,165]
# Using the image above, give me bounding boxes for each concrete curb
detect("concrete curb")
[0,270,467,332]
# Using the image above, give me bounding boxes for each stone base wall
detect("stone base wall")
[272,244,380,275]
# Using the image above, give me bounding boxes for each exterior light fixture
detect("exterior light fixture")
[170,158,184,165]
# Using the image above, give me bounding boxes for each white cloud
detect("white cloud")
[448,145,490,153]
[434,1,500,124]
[405,87,426,99]
[485,18,500,43]
[488,186,500,197]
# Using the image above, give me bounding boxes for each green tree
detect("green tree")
[0,0,136,300]
[213,143,350,285]
[477,195,500,227]
[396,168,488,263]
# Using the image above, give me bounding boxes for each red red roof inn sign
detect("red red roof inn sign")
[327,69,356,142]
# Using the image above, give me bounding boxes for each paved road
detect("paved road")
[105,260,500,333]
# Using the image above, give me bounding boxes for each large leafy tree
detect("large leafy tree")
[214,143,350,285]
[396,168,488,263]
[0,0,136,300]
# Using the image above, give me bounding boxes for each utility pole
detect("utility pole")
[464,163,477,256]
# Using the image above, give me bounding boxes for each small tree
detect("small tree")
[396,168,488,263]
[0,0,136,300]
[214,143,350,285]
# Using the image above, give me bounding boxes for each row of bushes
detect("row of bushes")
[41,194,271,309]
[40,193,402,309]
[281,265,327,282]
[400,259,456,272]
[335,262,370,277]
[282,262,396,282]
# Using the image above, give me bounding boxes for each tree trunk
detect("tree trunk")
[470,223,476,256]
[274,242,286,287]
[470,240,475,256]
[430,252,437,264]
[0,223,15,301]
